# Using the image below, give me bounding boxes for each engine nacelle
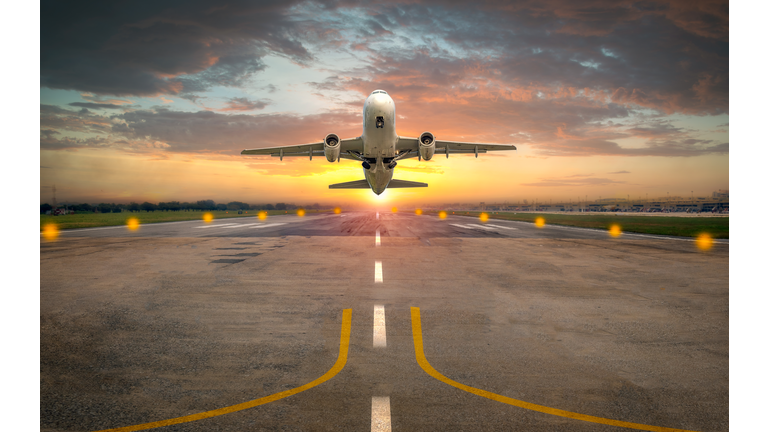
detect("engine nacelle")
[418,131,435,161]
[324,133,341,162]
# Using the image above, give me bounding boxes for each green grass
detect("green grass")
[40,209,328,231]
[428,211,729,239]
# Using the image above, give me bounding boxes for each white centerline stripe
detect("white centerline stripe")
[373,305,386,348]
[194,223,239,229]
[375,261,383,283]
[376,212,379,220]
[375,229,381,246]
[371,396,391,432]
[450,223,472,229]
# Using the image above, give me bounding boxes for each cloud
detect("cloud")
[69,102,123,110]
[40,91,727,158]
[609,170,630,174]
[394,164,445,175]
[221,97,270,112]
[40,0,728,117]
[80,94,135,105]
[39,1,728,159]
[39,104,361,156]
[40,133,111,151]
[521,176,628,187]
[245,161,344,177]
[40,0,311,96]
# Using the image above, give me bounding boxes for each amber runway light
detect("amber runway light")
[126,218,140,231]
[609,224,621,237]
[696,233,713,251]
[42,224,59,241]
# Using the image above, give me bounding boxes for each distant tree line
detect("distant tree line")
[41,201,326,214]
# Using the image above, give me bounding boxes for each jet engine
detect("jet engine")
[418,132,435,161]
[324,133,341,162]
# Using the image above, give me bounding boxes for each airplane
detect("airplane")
[241,90,517,195]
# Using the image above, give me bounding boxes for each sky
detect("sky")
[38,0,729,207]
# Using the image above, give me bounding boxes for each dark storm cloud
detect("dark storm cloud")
[40,0,311,96]
[41,0,728,112]
[303,1,727,115]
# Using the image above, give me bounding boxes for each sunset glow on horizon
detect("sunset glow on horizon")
[40,1,728,206]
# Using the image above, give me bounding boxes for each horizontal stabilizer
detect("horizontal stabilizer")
[388,179,428,188]
[329,179,370,189]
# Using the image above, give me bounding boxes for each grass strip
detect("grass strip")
[429,211,729,239]
[40,209,329,231]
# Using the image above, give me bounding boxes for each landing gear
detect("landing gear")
[362,161,371,169]
[388,161,397,169]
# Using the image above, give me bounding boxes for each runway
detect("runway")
[40,212,729,431]
[45,211,727,243]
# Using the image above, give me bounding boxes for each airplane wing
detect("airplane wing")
[395,137,516,159]
[241,137,364,160]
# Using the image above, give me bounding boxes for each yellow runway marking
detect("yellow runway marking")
[410,307,696,432]
[95,309,352,432]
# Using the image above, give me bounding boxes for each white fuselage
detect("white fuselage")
[361,90,397,194]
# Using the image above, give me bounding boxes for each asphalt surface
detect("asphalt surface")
[40,212,729,431]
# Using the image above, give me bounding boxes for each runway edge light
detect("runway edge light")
[42,223,59,241]
[609,224,621,237]
[127,217,140,230]
[696,233,713,251]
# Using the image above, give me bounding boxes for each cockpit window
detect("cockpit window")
[371,90,388,95]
